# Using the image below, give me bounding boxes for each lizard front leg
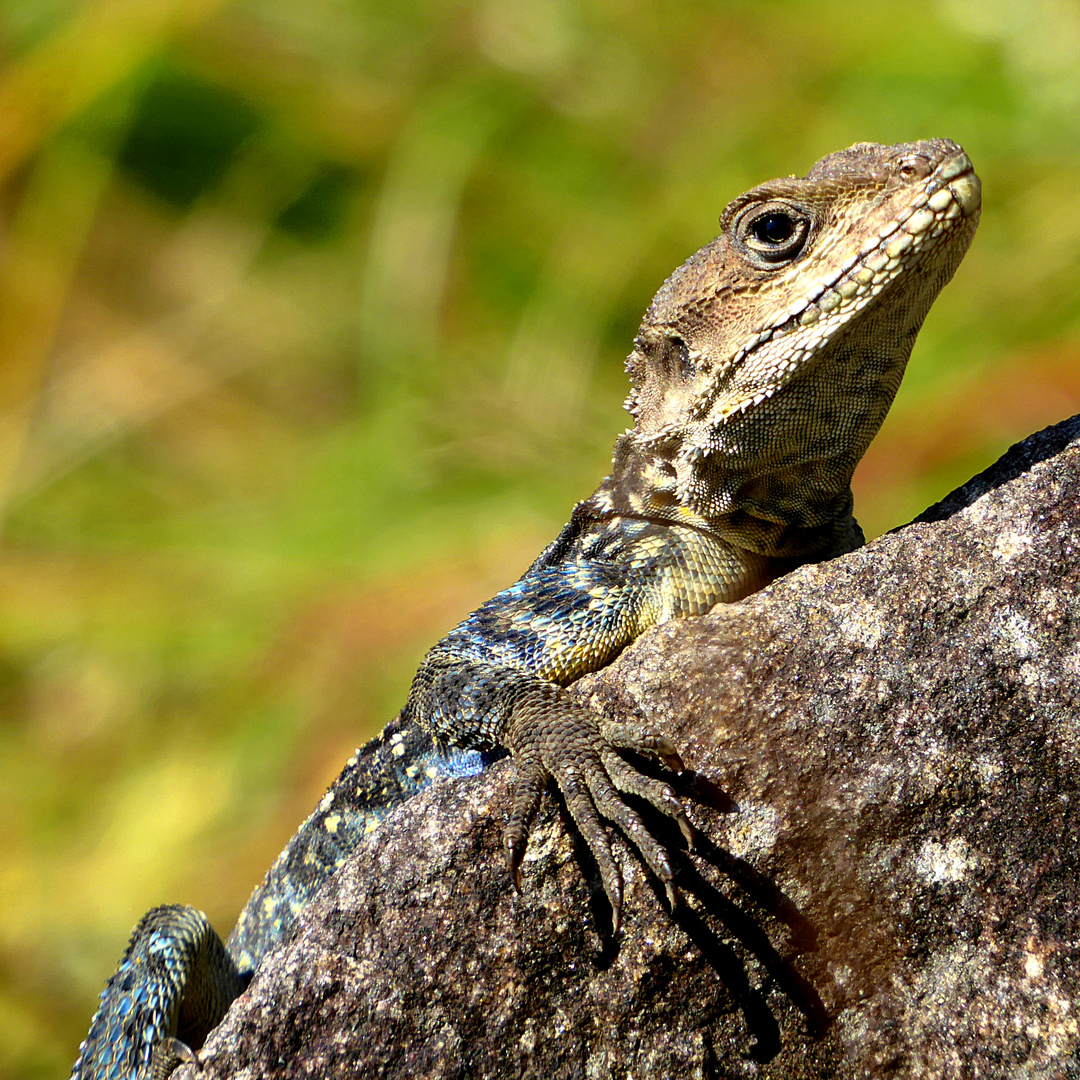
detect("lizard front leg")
[399,520,741,931]
[404,654,692,932]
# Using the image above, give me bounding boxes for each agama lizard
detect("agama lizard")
[71,139,981,1079]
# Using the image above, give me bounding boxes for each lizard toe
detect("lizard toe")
[558,764,625,933]
[586,761,681,902]
[602,749,694,849]
[504,757,549,892]
[599,719,685,773]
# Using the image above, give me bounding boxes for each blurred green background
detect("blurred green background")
[2,0,1079,1074]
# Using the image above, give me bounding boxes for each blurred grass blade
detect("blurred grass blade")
[0,0,229,184]
[0,130,119,524]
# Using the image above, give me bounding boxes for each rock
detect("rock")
[183,415,1080,1080]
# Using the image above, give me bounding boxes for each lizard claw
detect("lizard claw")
[505,834,525,893]
[654,737,685,774]
[678,811,694,849]
[664,880,679,912]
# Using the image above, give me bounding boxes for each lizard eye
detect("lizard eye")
[752,213,795,245]
[735,202,811,265]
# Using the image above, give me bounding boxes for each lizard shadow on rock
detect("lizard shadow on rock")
[560,773,829,1065]
[677,837,831,1041]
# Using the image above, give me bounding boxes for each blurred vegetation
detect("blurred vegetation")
[1,0,1079,1074]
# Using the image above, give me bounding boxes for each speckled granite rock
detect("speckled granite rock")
[181,415,1080,1080]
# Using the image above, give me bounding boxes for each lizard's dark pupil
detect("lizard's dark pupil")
[754,213,795,244]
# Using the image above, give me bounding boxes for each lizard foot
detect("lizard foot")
[504,686,691,934]
[147,1036,200,1080]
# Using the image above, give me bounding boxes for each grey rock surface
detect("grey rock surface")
[184,415,1080,1080]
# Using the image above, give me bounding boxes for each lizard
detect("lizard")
[71,138,981,1079]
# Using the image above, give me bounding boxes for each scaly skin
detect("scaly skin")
[72,139,981,1078]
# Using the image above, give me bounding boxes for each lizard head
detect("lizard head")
[610,139,981,542]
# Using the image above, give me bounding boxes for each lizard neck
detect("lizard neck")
[587,420,867,565]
